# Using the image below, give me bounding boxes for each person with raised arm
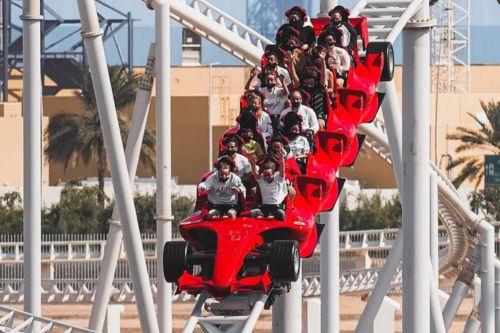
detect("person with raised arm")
[249,153,287,221]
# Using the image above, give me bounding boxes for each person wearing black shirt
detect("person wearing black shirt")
[276,6,316,51]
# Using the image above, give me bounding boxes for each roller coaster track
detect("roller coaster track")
[0,305,95,332]
[0,0,479,304]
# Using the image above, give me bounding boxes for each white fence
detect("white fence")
[1,224,498,303]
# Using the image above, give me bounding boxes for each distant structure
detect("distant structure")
[0,0,133,101]
[246,0,312,41]
[431,0,470,93]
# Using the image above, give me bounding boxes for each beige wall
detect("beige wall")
[2,65,500,188]
[45,96,214,186]
[0,103,50,187]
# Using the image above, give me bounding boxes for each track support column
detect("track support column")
[22,0,42,329]
[402,2,434,332]
[272,268,302,333]
[88,44,156,332]
[479,222,495,333]
[319,0,337,17]
[319,205,340,333]
[76,1,159,332]
[153,1,173,332]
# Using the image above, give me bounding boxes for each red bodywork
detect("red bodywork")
[176,17,384,299]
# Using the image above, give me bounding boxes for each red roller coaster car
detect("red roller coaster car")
[163,16,394,301]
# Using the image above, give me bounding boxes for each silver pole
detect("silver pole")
[76,1,159,332]
[495,259,500,331]
[355,233,402,333]
[355,80,404,333]
[88,43,156,332]
[379,81,404,187]
[155,1,173,332]
[430,171,439,286]
[442,280,470,330]
[479,221,495,333]
[463,312,481,333]
[320,205,340,333]
[429,265,446,333]
[22,0,42,327]
[402,1,431,331]
[272,267,302,333]
[319,0,337,17]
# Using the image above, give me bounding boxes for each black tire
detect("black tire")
[269,240,300,282]
[366,41,394,82]
[163,241,189,283]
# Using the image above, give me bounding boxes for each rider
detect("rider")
[249,154,287,221]
[198,157,246,220]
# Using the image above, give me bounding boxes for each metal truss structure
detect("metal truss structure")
[430,0,470,93]
[0,0,134,101]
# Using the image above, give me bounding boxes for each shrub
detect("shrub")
[340,192,402,231]
[469,187,500,221]
[0,192,23,234]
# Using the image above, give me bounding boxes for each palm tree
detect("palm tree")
[44,66,156,193]
[446,100,500,189]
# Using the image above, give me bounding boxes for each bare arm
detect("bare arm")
[249,155,260,180]
[245,68,260,91]
[278,73,289,97]
[318,53,327,88]
[284,51,300,89]
[278,155,285,178]
[339,49,351,72]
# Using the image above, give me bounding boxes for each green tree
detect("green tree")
[469,187,500,221]
[446,100,500,189]
[340,192,401,231]
[129,193,196,234]
[0,192,23,234]
[43,184,111,234]
[44,66,156,193]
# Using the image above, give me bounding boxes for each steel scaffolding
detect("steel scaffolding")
[431,0,471,93]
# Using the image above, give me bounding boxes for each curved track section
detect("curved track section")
[359,120,476,279]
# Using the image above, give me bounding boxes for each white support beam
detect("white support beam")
[320,206,340,333]
[88,43,156,332]
[402,1,432,331]
[154,1,174,332]
[76,1,159,332]
[22,1,42,329]
[272,269,302,333]
[479,222,496,333]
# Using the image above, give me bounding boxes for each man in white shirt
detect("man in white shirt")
[280,89,319,145]
[249,155,287,221]
[198,157,246,219]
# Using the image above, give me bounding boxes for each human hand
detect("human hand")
[230,187,241,193]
